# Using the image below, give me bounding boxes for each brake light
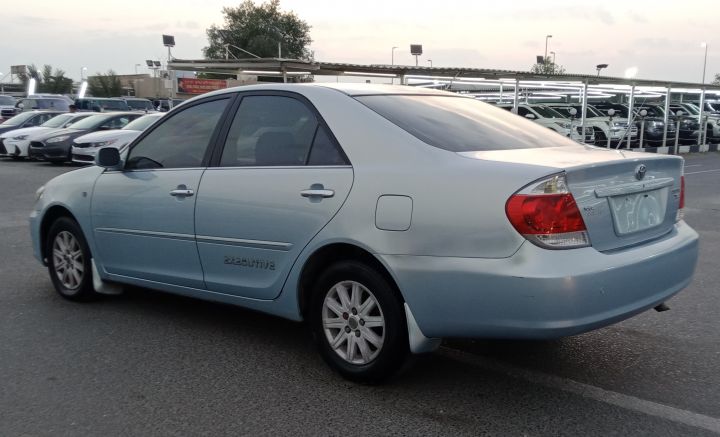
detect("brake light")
[679,175,685,210]
[505,174,590,249]
[676,175,685,222]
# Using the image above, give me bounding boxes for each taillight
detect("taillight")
[505,173,590,249]
[676,175,685,222]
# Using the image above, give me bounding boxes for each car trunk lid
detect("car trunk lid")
[459,145,684,251]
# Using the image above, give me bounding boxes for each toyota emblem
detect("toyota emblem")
[635,164,647,181]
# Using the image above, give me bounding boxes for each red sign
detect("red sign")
[177,78,227,95]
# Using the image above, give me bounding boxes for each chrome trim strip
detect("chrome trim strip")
[195,235,292,251]
[95,227,195,241]
[95,228,292,250]
[594,178,674,198]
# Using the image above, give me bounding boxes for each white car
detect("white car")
[548,104,638,147]
[0,113,92,159]
[71,113,164,164]
[498,104,595,144]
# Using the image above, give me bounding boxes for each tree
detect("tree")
[713,73,720,85]
[203,0,313,61]
[17,64,73,94]
[88,71,123,97]
[530,57,566,75]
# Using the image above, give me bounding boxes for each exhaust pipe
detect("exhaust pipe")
[654,303,670,312]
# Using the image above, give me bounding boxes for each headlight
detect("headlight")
[46,135,70,144]
[94,139,118,148]
[35,185,45,202]
[12,134,28,140]
[556,122,571,129]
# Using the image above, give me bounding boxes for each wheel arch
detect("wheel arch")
[296,242,405,320]
[39,205,78,263]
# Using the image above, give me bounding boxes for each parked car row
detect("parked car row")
[0,111,163,163]
[493,99,718,148]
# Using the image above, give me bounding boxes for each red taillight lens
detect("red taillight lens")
[679,176,685,210]
[506,193,587,235]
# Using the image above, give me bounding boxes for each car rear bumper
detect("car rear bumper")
[380,221,699,339]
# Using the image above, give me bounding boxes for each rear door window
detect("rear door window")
[219,95,346,167]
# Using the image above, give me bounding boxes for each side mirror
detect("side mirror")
[524,113,536,119]
[96,147,121,169]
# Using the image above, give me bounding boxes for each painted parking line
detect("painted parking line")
[439,347,720,434]
[686,169,720,175]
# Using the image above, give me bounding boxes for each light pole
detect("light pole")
[135,64,141,74]
[550,51,556,64]
[427,59,433,67]
[0,72,4,94]
[80,66,87,81]
[391,46,398,65]
[701,42,708,83]
[544,35,552,64]
[699,42,709,146]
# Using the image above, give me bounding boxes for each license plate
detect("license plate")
[608,188,668,235]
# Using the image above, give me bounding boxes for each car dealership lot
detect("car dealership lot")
[1,155,719,436]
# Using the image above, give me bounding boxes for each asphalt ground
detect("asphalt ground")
[1,153,719,436]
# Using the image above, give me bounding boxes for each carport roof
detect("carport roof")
[168,58,720,91]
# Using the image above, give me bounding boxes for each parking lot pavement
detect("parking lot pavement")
[1,155,719,436]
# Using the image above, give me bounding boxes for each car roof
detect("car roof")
[194,83,462,100]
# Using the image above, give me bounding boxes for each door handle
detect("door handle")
[170,185,194,197]
[300,189,334,198]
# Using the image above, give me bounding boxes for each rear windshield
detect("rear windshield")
[356,95,572,152]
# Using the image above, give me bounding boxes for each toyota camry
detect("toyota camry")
[30,84,699,382]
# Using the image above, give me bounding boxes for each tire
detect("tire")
[593,127,607,146]
[309,260,409,383]
[46,217,97,301]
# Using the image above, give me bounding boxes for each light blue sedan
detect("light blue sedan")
[30,84,699,382]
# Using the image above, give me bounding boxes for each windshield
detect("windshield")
[707,103,720,112]
[68,114,113,130]
[356,95,573,152]
[0,96,14,106]
[101,100,129,110]
[635,105,664,117]
[0,111,36,126]
[41,114,75,128]
[125,100,153,110]
[679,104,700,115]
[531,105,566,119]
[122,114,162,131]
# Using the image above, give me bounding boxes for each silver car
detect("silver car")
[29,84,698,382]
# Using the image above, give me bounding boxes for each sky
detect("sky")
[0,0,717,84]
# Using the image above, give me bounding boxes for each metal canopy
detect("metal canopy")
[168,57,720,91]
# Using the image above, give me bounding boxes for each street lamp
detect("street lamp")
[596,63,609,77]
[544,35,553,63]
[427,59,433,67]
[80,66,87,81]
[391,46,398,65]
[550,51,556,64]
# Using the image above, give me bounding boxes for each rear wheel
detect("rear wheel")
[310,261,409,383]
[46,217,97,301]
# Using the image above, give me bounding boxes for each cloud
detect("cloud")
[629,11,648,23]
